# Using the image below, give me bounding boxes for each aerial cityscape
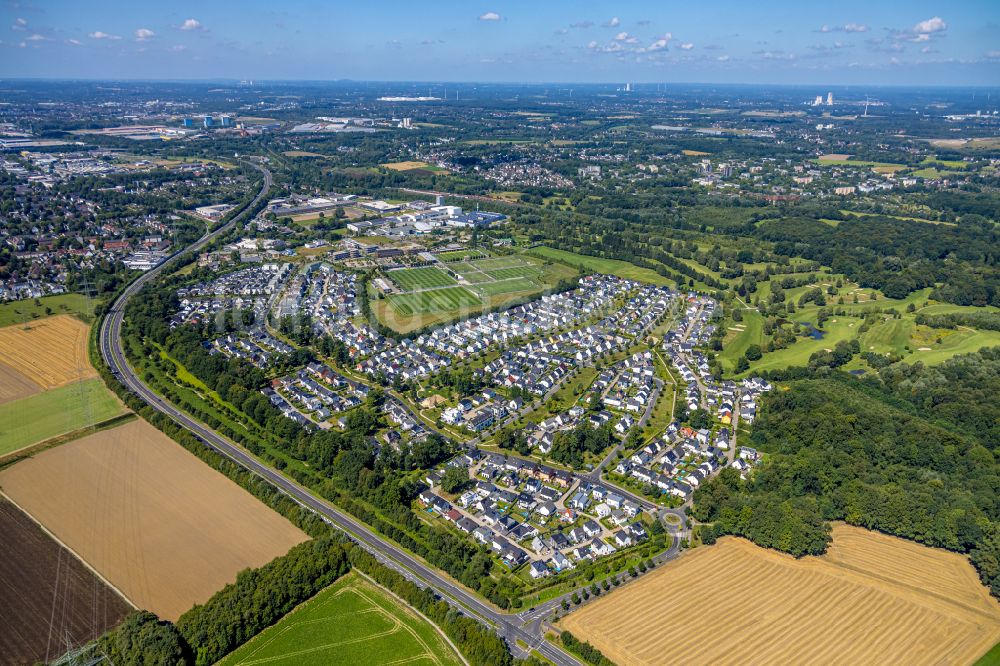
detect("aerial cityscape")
[1,2,999,666]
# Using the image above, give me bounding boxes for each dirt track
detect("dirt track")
[0,418,309,620]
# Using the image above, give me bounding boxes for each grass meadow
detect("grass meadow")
[218,572,463,666]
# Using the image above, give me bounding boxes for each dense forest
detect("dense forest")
[694,347,1000,596]
[756,215,1000,306]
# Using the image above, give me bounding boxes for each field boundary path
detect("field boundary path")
[98,162,583,665]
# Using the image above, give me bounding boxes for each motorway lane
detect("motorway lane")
[98,166,582,666]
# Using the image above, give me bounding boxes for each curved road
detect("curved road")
[98,164,582,665]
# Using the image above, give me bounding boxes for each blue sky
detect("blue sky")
[2,1,998,84]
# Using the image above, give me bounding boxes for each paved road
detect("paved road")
[99,165,582,665]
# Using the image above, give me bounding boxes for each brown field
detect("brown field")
[818,153,853,161]
[382,160,430,171]
[681,149,711,156]
[0,315,95,389]
[0,363,41,405]
[0,418,309,621]
[0,498,131,666]
[559,524,1000,666]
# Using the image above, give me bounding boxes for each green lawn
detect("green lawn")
[0,379,125,456]
[922,156,968,169]
[0,293,95,327]
[486,266,542,281]
[975,640,1000,666]
[813,158,906,172]
[435,249,489,262]
[841,209,953,227]
[218,572,463,666]
[527,247,672,286]
[388,267,458,291]
[387,287,483,315]
[904,327,1000,365]
[473,278,539,296]
[718,310,764,372]
[861,318,912,355]
[747,315,864,375]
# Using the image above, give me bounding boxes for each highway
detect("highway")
[98,164,583,665]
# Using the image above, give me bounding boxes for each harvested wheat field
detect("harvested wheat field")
[559,523,1000,666]
[0,363,41,405]
[0,315,96,389]
[0,418,309,621]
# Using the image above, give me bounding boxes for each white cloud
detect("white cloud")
[642,33,672,52]
[478,12,501,21]
[987,50,1000,59]
[179,18,203,31]
[913,16,946,34]
[716,55,730,61]
[25,33,46,41]
[88,31,121,40]
[604,16,620,27]
[12,17,27,30]
[65,38,81,46]
[678,42,694,50]
[820,23,869,33]
[134,27,155,41]
[756,50,796,60]
[588,40,623,53]
[170,44,186,52]
[570,20,594,29]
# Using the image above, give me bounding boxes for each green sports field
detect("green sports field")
[526,246,672,286]
[374,251,579,332]
[388,267,457,291]
[218,572,463,666]
[0,379,125,456]
[435,249,488,262]
[387,287,482,315]
[475,278,539,296]
[486,265,542,281]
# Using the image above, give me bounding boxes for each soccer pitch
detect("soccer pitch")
[387,267,457,291]
[218,572,463,666]
[387,287,482,315]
